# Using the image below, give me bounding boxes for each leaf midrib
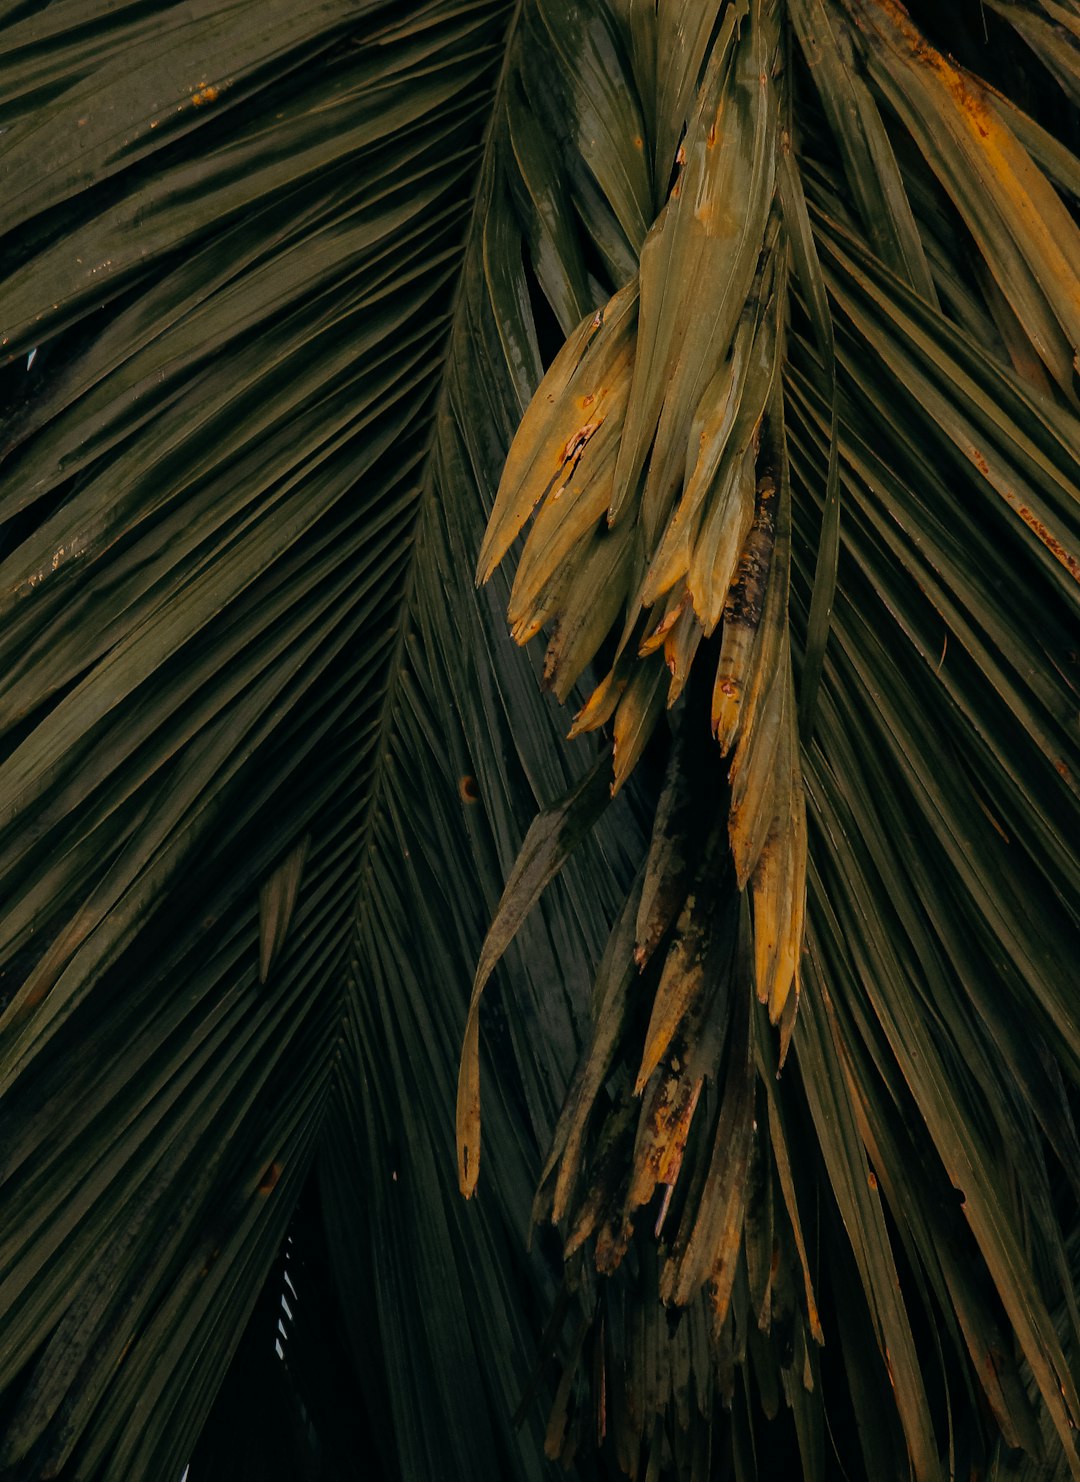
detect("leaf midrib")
[345,0,524,955]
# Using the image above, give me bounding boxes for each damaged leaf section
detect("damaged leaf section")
[460,0,1080,1475]
[477,0,807,1028]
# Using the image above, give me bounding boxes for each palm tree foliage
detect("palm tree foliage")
[0,0,1078,1477]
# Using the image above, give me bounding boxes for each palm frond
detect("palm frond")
[468,1,1080,1477]
[2,1,1080,1480]
[0,3,533,1476]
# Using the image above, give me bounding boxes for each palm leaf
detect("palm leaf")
[0,1,1078,1480]
[466,0,1080,1477]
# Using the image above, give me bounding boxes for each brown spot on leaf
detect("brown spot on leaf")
[723,474,777,632]
[559,421,598,468]
[459,774,480,803]
[258,1160,283,1195]
[1014,505,1080,583]
[963,446,1079,582]
[854,0,994,134]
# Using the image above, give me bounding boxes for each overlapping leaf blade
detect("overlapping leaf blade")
[2,1,1080,1480]
[467,1,1080,1478]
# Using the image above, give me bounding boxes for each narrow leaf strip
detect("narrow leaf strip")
[778,142,839,739]
[457,756,612,1196]
[258,834,310,984]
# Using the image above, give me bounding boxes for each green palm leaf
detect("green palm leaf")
[0,1,1078,1479]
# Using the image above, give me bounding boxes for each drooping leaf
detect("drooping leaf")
[3,2,1080,1480]
[458,755,613,1197]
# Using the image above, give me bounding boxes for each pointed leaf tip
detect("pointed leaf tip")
[456,757,612,1196]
